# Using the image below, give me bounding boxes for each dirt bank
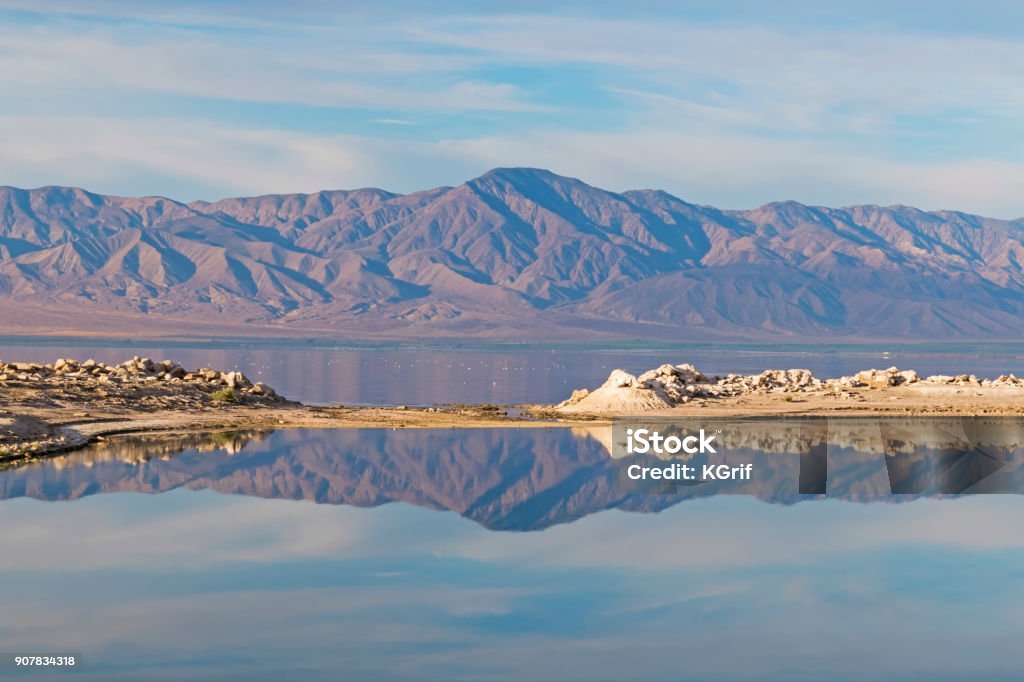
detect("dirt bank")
[0,356,574,465]
[4,357,1024,467]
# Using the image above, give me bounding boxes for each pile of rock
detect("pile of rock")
[851,367,919,387]
[558,364,716,412]
[923,373,1024,387]
[635,363,714,402]
[556,369,677,412]
[0,356,281,400]
[556,361,1024,413]
[717,368,823,395]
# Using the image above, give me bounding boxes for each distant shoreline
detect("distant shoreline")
[0,405,576,469]
[5,334,1024,353]
[6,389,1024,469]
[5,356,1024,469]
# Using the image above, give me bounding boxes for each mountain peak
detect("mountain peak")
[2,174,1024,340]
[475,167,562,181]
[468,167,591,193]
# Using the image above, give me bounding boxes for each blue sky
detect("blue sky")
[1,1,1023,216]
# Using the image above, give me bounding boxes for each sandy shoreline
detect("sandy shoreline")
[5,384,1024,467]
[4,356,1024,467]
[0,403,592,467]
[0,356,584,465]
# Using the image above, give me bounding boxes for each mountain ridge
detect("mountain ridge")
[2,167,1024,341]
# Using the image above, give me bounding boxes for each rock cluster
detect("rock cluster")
[853,367,919,387]
[924,373,1024,387]
[0,356,281,400]
[556,368,674,413]
[635,363,712,402]
[717,368,822,395]
[557,362,1024,412]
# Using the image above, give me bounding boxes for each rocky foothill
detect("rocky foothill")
[557,363,1024,412]
[0,356,283,407]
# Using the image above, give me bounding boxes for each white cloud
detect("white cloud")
[440,128,1024,216]
[1,8,1023,214]
[3,114,1023,216]
[0,22,543,112]
[373,118,418,126]
[417,16,1024,130]
[6,482,1023,575]
[0,116,377,199]
[4,10,1023,125]
[0,493,364,569]
[449,496,1024,571]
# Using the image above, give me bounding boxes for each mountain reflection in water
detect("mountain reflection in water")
[4,418,1024,531]
[4,421,1024,681]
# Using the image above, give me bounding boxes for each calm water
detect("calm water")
[2,338,1024,405]
[2,426,1024,681]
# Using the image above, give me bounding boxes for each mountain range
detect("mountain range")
[3,167,1024,340]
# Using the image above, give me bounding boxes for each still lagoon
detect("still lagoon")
[2,425,1024,681]
[2,339,1024,405]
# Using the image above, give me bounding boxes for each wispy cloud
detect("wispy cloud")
[451,497,1024,570]
[0,3,1022,214]
[0,28,546,112]
[4,114,1024,216]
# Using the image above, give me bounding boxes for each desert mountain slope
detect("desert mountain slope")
[2,168,1023,339]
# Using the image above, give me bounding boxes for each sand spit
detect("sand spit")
[0,356,569,465]
[555,363,1024,415]
[0,355,287,462]
[5,356,1024,467]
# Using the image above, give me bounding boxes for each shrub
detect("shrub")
[211,387,241,404]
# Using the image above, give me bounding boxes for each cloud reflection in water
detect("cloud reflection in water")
[1,426,1023,681]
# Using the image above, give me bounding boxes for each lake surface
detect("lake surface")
[2,338,1024,405]
[2,425,1024,681]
